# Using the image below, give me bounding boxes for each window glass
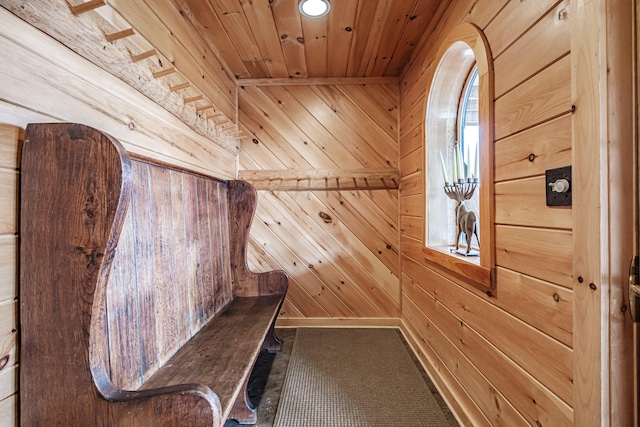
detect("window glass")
[460,67,479,180]
[458,66,480,249]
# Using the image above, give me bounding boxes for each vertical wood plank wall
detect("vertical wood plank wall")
[399,1,574,425]
[238,83,401,324]
[0,9,236,425]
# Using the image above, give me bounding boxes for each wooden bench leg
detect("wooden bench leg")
[229,373,257,424]
[262,323,282,353]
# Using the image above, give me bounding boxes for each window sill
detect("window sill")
[422,246,494,294]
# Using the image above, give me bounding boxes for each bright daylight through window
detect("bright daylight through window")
[457,66,480,251]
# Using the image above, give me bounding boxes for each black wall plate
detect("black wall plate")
[545,166,572,207]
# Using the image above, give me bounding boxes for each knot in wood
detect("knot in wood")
[0,354,9,371]
[556,8,567,20]
[319,212,332,223]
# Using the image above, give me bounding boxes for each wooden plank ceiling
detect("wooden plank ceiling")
[1,0,445,147]
[176,0,442,80]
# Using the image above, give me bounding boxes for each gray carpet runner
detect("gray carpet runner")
[273,328,450,427]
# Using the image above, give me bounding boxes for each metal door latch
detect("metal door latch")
[629,256,640,322]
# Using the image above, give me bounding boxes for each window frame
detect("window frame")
[422,23,495,294]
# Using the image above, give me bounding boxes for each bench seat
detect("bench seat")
[140,295,283,417]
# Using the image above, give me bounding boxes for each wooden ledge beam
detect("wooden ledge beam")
[68,0,105,15]
[238,168,400,191]
[237,76,399,87]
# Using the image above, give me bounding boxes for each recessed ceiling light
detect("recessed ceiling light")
[299,0,330,18]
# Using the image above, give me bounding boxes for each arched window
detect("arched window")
[423,24,495,293]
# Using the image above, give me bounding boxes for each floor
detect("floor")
[224,328,459,427]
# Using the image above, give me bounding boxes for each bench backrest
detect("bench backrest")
[105,160,235,390]
[20,123,263,422]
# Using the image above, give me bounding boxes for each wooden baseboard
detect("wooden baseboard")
[275,317,402,329]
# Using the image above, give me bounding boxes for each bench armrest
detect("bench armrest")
[257,270,289,295]
[106,383,224,426]
[228,180,289,298]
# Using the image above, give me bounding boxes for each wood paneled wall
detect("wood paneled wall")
[238,83,401,324]
[3,1,632,425]
[0,9,237,425]
[0,8,235,179]
[2,0,239,147]
[399,0,575,425]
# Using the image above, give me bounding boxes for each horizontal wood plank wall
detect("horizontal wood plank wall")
[238,83,401,324]
[107,161,232,390]
[399,0,574,425]
[0,8,235,180]
[0,9,239,425]
[3,0,238,144]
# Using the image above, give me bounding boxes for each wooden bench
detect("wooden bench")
[19,123,288,426]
